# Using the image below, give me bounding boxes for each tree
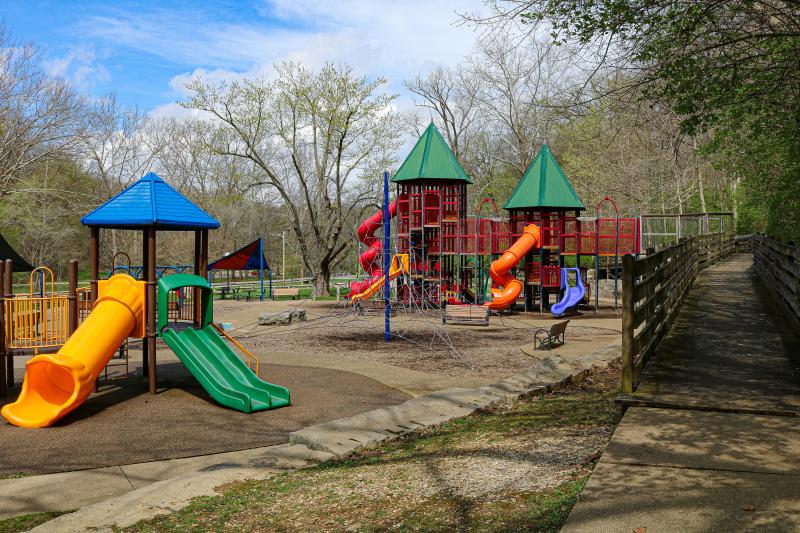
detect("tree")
[0,26,84,198]
[472,0,800,238]
[183,62,399,295]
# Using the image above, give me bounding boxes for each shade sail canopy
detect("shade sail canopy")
[81,173,221,230]
[0,233,34,271]
[209,239,270,271]
[503,145,585,211]
[391,122,472,184]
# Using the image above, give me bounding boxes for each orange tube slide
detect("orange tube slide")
[1,274,145,428]
[485,224,541,311]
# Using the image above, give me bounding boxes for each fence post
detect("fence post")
[621,254,635,393]
[67,260,78,335]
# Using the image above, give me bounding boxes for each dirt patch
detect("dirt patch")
[234,305,620,380]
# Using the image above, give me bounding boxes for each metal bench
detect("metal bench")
[534,320,569,350]
[273,287,300,300]
[442,304,490,326]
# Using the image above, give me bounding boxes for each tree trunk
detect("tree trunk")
[313,267,331,298]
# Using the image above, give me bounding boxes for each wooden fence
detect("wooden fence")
[622,233,735,393]
[753,235,800,330]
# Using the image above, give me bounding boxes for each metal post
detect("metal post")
[259,237,265,302]
[383,171,390,343]
[594,217,599,311]
[281,231,286,286]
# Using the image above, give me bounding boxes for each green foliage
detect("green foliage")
[520,0,800,239]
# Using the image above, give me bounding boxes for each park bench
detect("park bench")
[533,320,569,350]
[273,287,300,300]
[442,304,490,326]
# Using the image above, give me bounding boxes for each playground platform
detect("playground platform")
[564,254,800,531]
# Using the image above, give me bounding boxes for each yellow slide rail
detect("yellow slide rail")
[211,322,260,377]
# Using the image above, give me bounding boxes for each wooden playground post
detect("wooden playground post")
[0,260,5,397]
[146,227,157,394]
[89,227,99,302]
[4,259,13,389]
[194,230,202,328]
[141,229,149,378]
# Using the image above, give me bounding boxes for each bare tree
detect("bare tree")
[0,26,84,197]
[183,62,399,295]
[404,66,482,166]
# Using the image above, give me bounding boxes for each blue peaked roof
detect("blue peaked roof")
[81,173,220,230]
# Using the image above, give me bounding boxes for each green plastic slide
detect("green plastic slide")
[162,324,290,413]
[156,273,290,413]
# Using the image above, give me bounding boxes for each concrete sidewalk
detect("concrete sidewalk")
[564,255,800,531]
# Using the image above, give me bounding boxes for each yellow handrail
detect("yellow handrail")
[29,266,55,296]
[211,322,260,377]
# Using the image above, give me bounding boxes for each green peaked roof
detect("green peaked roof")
[503,145,585,211]
[391,123,472,184]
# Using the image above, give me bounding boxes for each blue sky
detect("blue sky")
[2,0,484,116]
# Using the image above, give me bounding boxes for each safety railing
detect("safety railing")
[753,235,799,329]
[211,322,260,377]
[621,233,734,392]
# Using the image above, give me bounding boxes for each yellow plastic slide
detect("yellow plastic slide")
[350,254,409,303]
[1,274,145,428]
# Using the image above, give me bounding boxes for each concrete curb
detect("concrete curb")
[26,343,621,532]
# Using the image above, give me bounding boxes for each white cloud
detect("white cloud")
[74,1,486,118]
[44,45,111,91]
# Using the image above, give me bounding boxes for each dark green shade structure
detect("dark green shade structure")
[503,144,585,210]
[391,122,472,184]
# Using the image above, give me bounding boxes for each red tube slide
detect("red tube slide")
[485,224,541,310]
[348,200,398,298]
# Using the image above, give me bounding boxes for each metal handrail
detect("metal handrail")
[211,322,260,377]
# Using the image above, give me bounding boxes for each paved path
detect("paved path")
[565,255,800,531]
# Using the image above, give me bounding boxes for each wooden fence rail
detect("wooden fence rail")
[753,235,800,330]
[622,233,735,393]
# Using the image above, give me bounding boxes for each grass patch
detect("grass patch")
[126,364,621,532]
[0,511,71,533]
[0,473,28,480]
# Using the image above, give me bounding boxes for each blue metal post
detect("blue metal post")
[259,237,265,302]
[383,171,390,343]
[269,269,273,300]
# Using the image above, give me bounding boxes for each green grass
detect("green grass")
[0,511,71,533]
[0,473,28,480]
[124,365,621,533]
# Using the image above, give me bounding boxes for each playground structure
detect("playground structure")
[350,123,644,314]
[0,172,289,428]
